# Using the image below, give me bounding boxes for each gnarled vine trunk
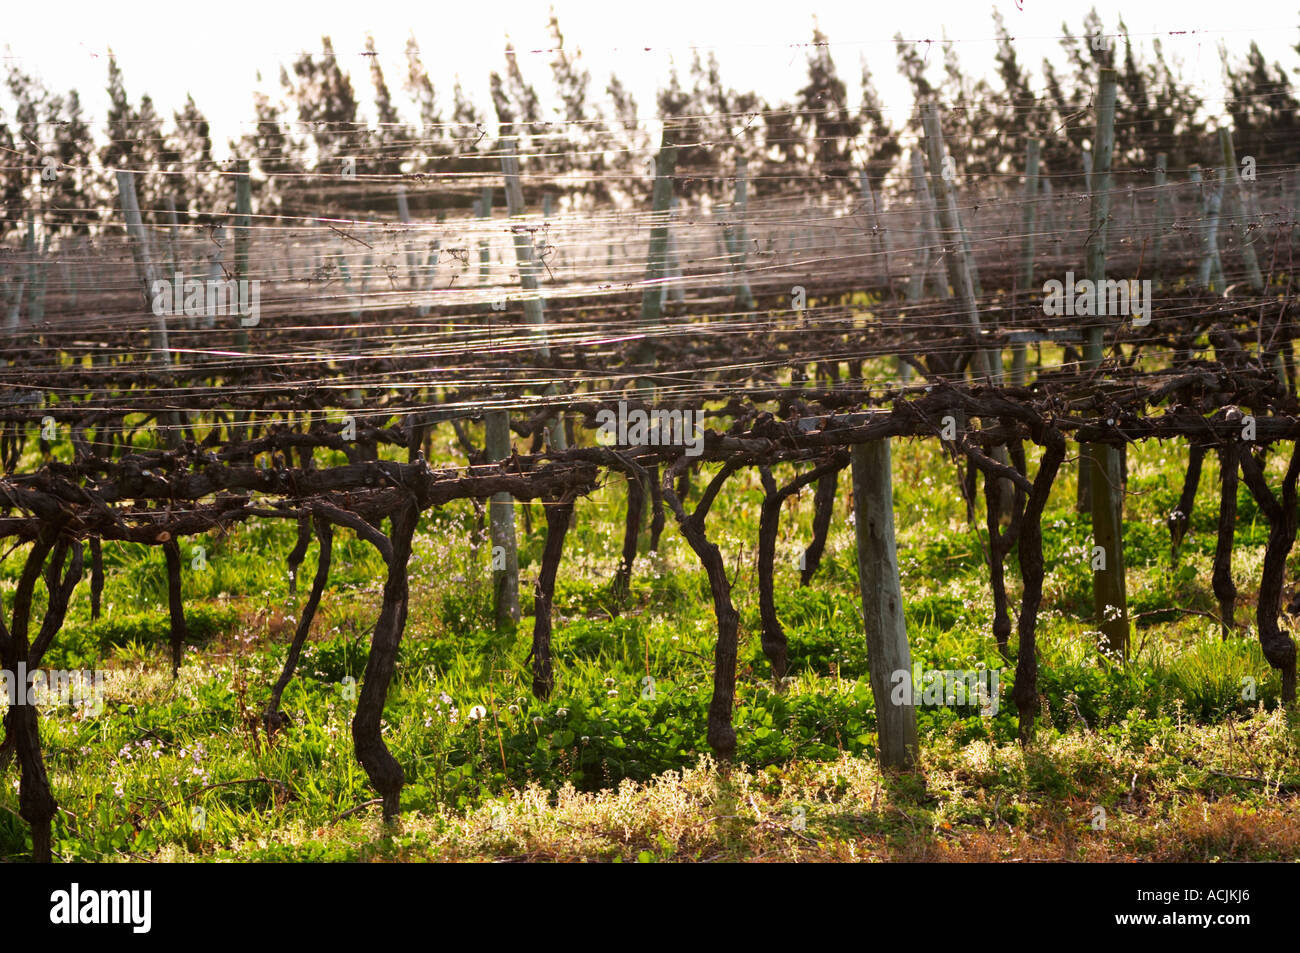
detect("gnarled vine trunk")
[983,439,1027,656]
[530,498,573,699]
[800,468,838,586]
[265,516,333,732]
[0,527,79,862]
[1239,441,1300,704]
[349,500,419,821]
[1012,434,1066,744]
[163,539,188,676]
[1169,442,1206,557]
[663,459,741,759]
[757,455,848,681]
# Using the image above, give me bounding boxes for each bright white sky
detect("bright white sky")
[2,0,1297,158]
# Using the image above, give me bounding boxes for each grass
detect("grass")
[3,364,1300,861]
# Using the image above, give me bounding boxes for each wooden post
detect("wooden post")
[956,184,983,301]
[1127,184,1138,252]
[723,225,740,300]
[165,196,183,330]
[1083,67,1128,659]
[360,252,372,296]
[1190,164,1205,277]
[921,101,989,381]
[118,170,180,447]
[859,168,893,297]
[906,151,931,303]
[396,185,419,289]
[1218,126,1264,292]
[669,196,686,303]
[1203,168,1224,291]
[730,156,755,311]
[340,257,364,406]
[234,162,251,281]
[1042,177,1057,251]
[501,141,546,345]
[501,137,565,451]
[851,439,918,770]
[1210,169,1229,293]
[340,256,363,320]
[1079,147,1093,284]
[638,127,677,367]
[203,225,225,331]
[115,170,169,362]
[233,161,252,350]
[856,168,902,378]
[908,149,949,301]
[627,129,679,541]
[485,406,520,629]
[478,187,493,284]
[60,236,76,313]
[1151,152,1168,275]
[3,266,23,331]
[659,207,671,311]
[1191,167,1226,292]
[1016,138,1040,386]
[416,241,439,318]
[25,217,47,328]
[165,197,183,282]
[660,195,685,307]
[1020,138,1040,292]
